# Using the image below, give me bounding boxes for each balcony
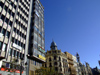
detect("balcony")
[68,61,74,65]
[68,57,73,61]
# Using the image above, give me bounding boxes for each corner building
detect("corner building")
[0,0,45,75]
[45,41,69,75]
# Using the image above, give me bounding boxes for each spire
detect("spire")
[76,52,80,62]
[50,40,57,50]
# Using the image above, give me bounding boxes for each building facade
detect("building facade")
[27,0,45,75]
[72,55,78,75]
[64,52,77,75]
[76,53,93,75]
[45,41,69,75]
[0,0,45,75]
[0,0,32,75]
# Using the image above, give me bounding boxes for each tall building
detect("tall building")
[27,0,45,75]
[45,41,69,75]
[0,0,45,75]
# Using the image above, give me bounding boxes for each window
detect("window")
[19,52,20,58]
[58,51,60,53]
[54,62,57,65]
[53,51,56,53]
[12,50,14,56]
[12,12,15,18]
[2,44,7,51]
[0,27,1,32]
[0,2,4,8]
[49,63,52,67]
[20,53,22,58]
[1,15,5,21]
[9,21,12,27]
[54,56,57,60]
[8,9,12,14]
[23,44,25,49]
[9,49,12,56]
[15,39,17,44]
[14,28,16,32]
[17,52,19,58]
[55,67,58,71]
[49,57,51,61]
[4,6,8,11]
[59,62,61,67]
[2,29,6,36]
[59,57,61,61]
[5,18,9,24]
[6,31,10,38]
[34,49,37,56]
[35,61,36,65]
[16,51,17,57]
[0,42,3,50]
[11,37,14,42]
[22,54,24,59]
[35,14,39,26]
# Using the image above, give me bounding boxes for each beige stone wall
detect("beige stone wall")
[45,50,68,74]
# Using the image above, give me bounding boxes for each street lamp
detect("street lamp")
[20,55,27,75]
[20,55,24,75]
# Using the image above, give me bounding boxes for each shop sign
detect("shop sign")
[39,55,46,61]
[38,46,45,53]
[13,43,22,50]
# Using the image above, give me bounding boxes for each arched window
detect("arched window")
[54,56,57,60]
[59,57,61,61]
[49,57,51,61]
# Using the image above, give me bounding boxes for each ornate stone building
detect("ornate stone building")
[76,53,93,75]
[45,41,69,75]
[64,52,77,75]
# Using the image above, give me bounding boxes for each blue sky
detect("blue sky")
[40,0,100,68]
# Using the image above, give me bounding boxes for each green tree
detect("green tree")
[35,67,59,75]
[3,58,20,75]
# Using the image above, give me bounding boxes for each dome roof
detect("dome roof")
[50,40,57,50]
[51,40,57,47]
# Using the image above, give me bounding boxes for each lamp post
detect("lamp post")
[20,55,27,75]
[20,55,24,75]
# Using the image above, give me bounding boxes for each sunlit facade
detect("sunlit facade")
[0,0,45,75]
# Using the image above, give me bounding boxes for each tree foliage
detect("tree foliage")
[3,58,20,73]
[35,67,59,75]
